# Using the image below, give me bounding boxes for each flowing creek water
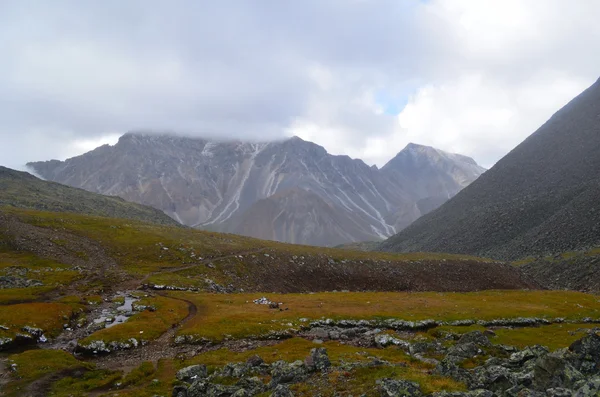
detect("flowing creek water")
[93,296,139,328]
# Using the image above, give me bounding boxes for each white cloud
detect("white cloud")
[0,0,599,169]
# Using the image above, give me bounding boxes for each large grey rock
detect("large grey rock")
[220,363,251,378]
[246,355,264,367]
[378,378,422,397]
[270,360,308,387]
[569,333,600,375]
[533,351,584,391]
[574,376,600,396]
[434,358,474,386]
[472,365,515,392]
[509,346,550,366]
[305,348,331,372]
[270,384,294,397]
[236,377,266,395]
[172,385,188,397]
[545,388,574,397]
[177,365,208,383]
[430,392,493,397]
[447,342,483,359]
[457,331,492,347]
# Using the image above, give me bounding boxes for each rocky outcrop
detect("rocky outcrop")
[174,349,332,397]
[436,333,600,396]
[171,333,600,397]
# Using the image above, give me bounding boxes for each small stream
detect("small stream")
[93,296,139,329]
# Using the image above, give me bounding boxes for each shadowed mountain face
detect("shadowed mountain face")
[28,134,484,246]
[380,77,600,260]
[0,166,178,226]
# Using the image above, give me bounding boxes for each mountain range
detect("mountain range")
[380,77,600,261]
[28,134,485,246]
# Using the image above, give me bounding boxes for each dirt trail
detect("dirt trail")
[83,294,199,374]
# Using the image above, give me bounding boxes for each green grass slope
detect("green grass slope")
[0,166,178,226]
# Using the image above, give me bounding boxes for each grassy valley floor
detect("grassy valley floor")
[0,207,599,396]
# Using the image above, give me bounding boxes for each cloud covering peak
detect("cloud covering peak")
[1,0,598,170]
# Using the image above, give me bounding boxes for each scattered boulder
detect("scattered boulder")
[447,342,483,359]
[457,331,492,348]
[270,360,308,387]
[220,363,251,378]
[177,365,208,383]
[305,348,331,372]
[271,384,294,397]
[509,346,549,366]
[574,376,600,396]
[546,388,574,397]
[246,355,264,367]
[533,350,584,391]
[172,385,188,397]
[378,378,422,397]
[236,377,266,395]
[435,358,474,386]
[569,333,600,375]
[472,365,515,392]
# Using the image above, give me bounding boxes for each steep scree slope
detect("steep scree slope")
[380,77,600,261]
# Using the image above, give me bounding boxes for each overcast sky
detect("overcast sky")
[1,0,599,170]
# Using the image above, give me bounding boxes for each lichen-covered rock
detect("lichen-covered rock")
[236,377,266,395]
[78,340,111,354]
[231,389,249,397]
[378,378,422,397]
[375,334,411,349]
[435,358,474,386]
[176,365,208,383]
[569,333,600,375]
[509,346,550,366]
[305,348,331,372]
[545,388,574,397]
[430,391,494,397]
[533,351,584,391]
[187,380,207,397]
[0,337,13,350]
[504,387,544,397]
[186,380,240,397]
[574,376,600,396]
[270,384,294,397]
[409,341,443,356]
[172,385,188,397]
[457,331,492,348]
[472,365,515,392]
[205,383,241,396]
[447,342,483,359]
[246,355,264,367]
[220,363,251,378]
[270,360,308,386]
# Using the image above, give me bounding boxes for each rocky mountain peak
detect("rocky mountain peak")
[28,135,485,246]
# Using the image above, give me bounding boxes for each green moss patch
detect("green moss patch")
[173,290,600,342]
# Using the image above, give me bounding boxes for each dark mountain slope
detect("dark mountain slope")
[0,166,178,226]
[380,77,600,261]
